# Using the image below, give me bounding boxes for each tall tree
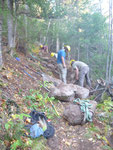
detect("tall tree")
[106,0,113,84]
[7,0,14,56]
[0,0,4,68]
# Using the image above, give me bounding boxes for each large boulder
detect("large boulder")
[63,103,82,125]
[50,83,77,102]
[42,74,62,86]
[63,100,97,125]
[50,83,89,102]
[42,74,89,101]
[75,85,89,99]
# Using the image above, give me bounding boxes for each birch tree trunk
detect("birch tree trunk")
[13,0,18,48]
[24,5,28,40]
[44,19,51,45]
[7,0,14,56]
[56,33,59,52]
[86,44,89,63]
[76,0,80,61]
[0,16,3,68]
[77,45,80,61]
[13,18,17,48]
[99,0,102,13]
[106,0,112,84]
[0,0,4,68]
[108,0,113,82]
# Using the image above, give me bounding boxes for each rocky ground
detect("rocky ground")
[0,51,112,150]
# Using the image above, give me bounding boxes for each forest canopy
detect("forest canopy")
[0,0,112,82]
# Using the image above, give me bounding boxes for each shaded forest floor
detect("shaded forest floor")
[0,51,112,150]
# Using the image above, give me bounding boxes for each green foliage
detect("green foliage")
[102,145,113,150]
[2,0,108,80]
[4,113,30,149]
[18,89,23,95]
[10,140,21,150]
[43,81,53,88]
[97,99,113,113]
[2,112,50,150]
[89,123,100,133]
[31,137,48,150]
[24,89,59,119]
[97,99,113,130]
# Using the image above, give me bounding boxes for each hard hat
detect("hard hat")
[70,59,75,65]
[64,45,71,52]
[51,52,55,57]
[40,45,43,48]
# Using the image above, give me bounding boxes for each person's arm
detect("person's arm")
[61,56,66,68]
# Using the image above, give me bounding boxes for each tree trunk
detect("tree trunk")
[76,0,80,61]
[86,44,89,63]
[99,0,102,13]
[0,17,3,68]
[13,18,17,48]
[106,0,112,84]
[7,0,14,56]
[56,33,59,52]
[24,4,28,40]
[108,0,113,82]
[13,0,18,48]
[77,44,80,61]
[44,19,51,45]
[0,0,4,68]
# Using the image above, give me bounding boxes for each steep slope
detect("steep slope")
[0,51,111,150]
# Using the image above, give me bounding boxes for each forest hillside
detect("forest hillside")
[0,0,113,150]
[0,50,113,150]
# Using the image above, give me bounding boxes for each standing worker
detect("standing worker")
[70,60,91,87]
[57,45,71,84]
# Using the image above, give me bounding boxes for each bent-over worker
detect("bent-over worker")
[51,52,58,59]
[40,44,48,53]
[70,60,91,87]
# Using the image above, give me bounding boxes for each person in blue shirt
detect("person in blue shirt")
[57,45,71,83]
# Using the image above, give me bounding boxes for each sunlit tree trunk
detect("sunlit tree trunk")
[99,0,102,13]
[56,33,59,52]
[106,0,112,84]
[76,0,80,61]
[13,0,18,48]
[108,0,113,82]
[0,17,3,68]
[77,45,80,61]
[0,0,4,68]
[45,19,51,45]
[86,45,89,63]
[7,0,14,56]
[24,5,28,40]
[13,19,17,48]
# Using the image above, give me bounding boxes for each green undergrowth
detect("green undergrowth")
[85,98,113,150]
[0,87,59,150]
[0,113,50,150]
[24,88,59,120]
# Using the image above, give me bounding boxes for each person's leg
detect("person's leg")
[78,70,85,87]
[85,67,91,87]
[62,67,67,84]
[58,64,67,83]
[57,64,62,80]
